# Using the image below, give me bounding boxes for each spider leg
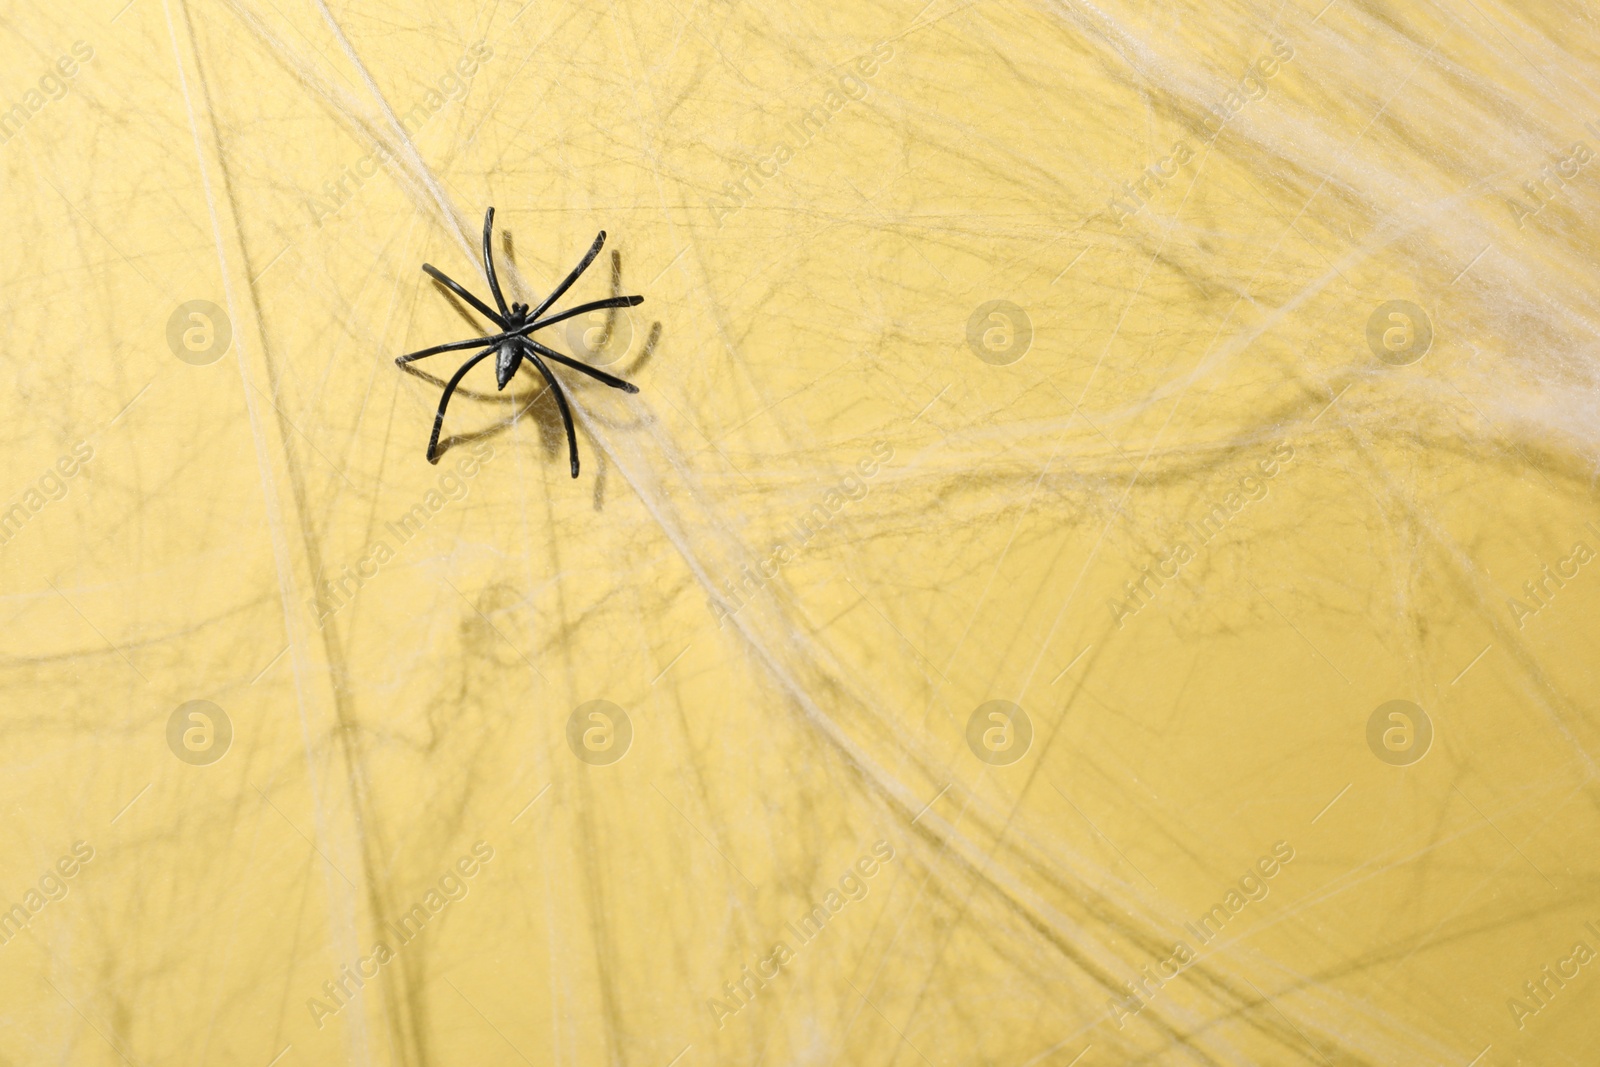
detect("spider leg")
[426,347,497,464]
[396,333,504,365]
[422,264,508,328]
[529,230,607,320]
[519,295,644,334]
[524,338,640,394]
[524,346,581,478]
[481,207,511,318]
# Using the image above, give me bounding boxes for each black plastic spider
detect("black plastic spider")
[396,207,643,475]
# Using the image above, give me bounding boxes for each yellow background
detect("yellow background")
[3,0,1599,1064]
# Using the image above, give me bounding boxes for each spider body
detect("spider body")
[396,207,643,475]
[491,302,532,388]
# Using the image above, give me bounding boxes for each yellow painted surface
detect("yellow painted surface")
[3,0,1599,1064]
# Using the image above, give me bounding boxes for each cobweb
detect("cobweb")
[2,0,1598,1064]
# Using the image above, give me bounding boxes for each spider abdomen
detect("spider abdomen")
[494,339,524,389]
